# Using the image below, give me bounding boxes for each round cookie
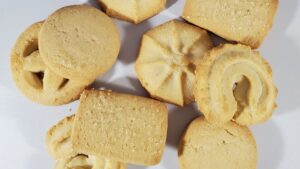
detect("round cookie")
[179,117,257,169]
[10,22,89,105]
[194,44,277,125]
[135,20,213,106]
[98,0,166,24]
[39,5,120,82]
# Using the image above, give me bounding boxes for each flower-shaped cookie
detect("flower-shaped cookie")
[10,22,89,105]
[46,115,127,169]
[194,44,278,125]
[98,0,166,24]
[135,20,213,106]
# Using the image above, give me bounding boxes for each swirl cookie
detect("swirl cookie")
[194,44,278,125]
[39,5,120,83]
[98,0,166,24]
[182,0,278,48]
[46,115,127,169]
[135,20,213,106]
[72,90,168,165]
[10,22,88,105]
[179,117,257,169]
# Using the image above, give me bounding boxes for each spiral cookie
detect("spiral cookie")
[47,115,127,169]
[135,20,213,106]
[10,22,88,105]
[98,0,166,24]
[179,117,257,169]
[194,44,277,125]
[39,5,120,83]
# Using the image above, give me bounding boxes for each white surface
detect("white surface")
[0,0,299,169]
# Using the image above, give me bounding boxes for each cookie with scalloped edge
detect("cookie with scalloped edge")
[135,20,213,106]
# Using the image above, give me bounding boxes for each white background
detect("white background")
[0,0,299,169]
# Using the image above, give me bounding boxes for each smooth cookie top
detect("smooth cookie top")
[179,117,257,169]
[39,5,120,83]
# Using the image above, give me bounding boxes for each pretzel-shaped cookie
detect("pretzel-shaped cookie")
[194,44,277,125]
[47,115,127,169]
[10,22,88,105]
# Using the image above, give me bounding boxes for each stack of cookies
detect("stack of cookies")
[9,0,280,169]
[11,5,120,105]
[46,90,168,169]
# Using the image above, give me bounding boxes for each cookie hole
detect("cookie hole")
[23,39,38,57]
[232,83,238,90]
[233,76,251,118]
[187,63,196,72]
[23,71,44,90]
[35,71,44,81]
[58,78,69,90]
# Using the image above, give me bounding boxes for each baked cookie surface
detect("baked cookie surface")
[10,22,88,105]
[194,44,277,125]
[179,117,257,169]
[98,0,166,24]
[46,115,76,159]
[46,115,127,169]
[55,155,126,169]
[39,5,120,82]
[135,20,213,106]
[182,0,278,48]
[72,90,168,165]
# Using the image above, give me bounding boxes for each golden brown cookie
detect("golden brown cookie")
[47,115,127,169]
[39,5,120,82]
[98,0,166,24]
[194,44,278,125]
[72,90,168,166]
[179,117,257,169]
[182,0,278,48]
[10,22,88,105]
[135,20,213,106]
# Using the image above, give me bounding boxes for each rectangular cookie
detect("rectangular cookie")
[72,90,168,166]
[182,0,278,48]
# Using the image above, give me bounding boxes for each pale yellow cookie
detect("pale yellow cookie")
[135,20,213,106]
[179,117,257,169]
[39,5,120,82]
[46,115,76,159]
[55,155,127,169]
[47,115,127,169]
[10,22,88,105]
[72,90,168,166]
[98,0,166,24]
[182,0,278,48]
[194,44,278,125]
